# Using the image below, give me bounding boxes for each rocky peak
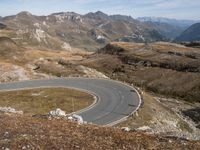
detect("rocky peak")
[110,14,135,22]
[85,11,109,20]
[17,11,33,17]
[50,12,82,22]
[51,12,79,17]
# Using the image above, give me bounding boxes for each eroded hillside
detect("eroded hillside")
[0,11,165,51]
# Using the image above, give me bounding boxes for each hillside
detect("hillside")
[82,42,200,102]
[0,37,200,142]
[0,114,199,149]
[142,21,184,40]
[0,23,6,29]
[1,11,165,51]
[0,37,23,61]
[175,23,200,42]
[0,11,200,147]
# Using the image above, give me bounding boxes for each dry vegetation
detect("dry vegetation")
[118,92,200,140]
[0,114,199,150]
[79,42,200,140]
[82,42,200,102]
[0,35,200,146]
[0,88,94,115]
[0,36,97,82]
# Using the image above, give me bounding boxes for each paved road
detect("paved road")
[0,78,141,126]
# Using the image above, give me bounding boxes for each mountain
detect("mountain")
[0,23,7,29]
[142,21,184,40]
[137,17,199,40]
[84,11,110,20]
[110,14,135,22]
[1,11,165,51]
[137,17,198,28]
[174,23,200,42]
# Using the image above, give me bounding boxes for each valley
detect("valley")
[0,10,200,149]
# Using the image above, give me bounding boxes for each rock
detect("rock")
[49,108,66,117]
[0,107,23,114]
[62,42,72,51]
[121,127,131,132]
[68,114,84,124]
[136,126,152,132]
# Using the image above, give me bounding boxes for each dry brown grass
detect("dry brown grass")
[82,42,200,102]
[118,92,193,133]
[0,114,199,149]
[0,88,94,115]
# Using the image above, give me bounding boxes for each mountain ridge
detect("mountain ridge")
[174,23,200,42]
[0,11,165,51]
[137,17,199,27]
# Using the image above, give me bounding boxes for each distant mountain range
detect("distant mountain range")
[137,17,200,40]
[0,11,165,51]
[1,12,199,51]
[137,17,199,28]
[0,23,6,29]
[174,23,200,42]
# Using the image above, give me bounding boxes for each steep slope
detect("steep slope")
[1,11,165,51]
[2,12,73,51]
[143,21,184,40]
[175,23,200,42]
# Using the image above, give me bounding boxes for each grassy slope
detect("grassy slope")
[0,88,94,115]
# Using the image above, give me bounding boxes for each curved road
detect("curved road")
[0,78,141,126]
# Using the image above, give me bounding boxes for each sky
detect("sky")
[0,0,200,20]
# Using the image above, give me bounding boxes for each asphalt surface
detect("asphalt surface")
[0,78,141,126]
